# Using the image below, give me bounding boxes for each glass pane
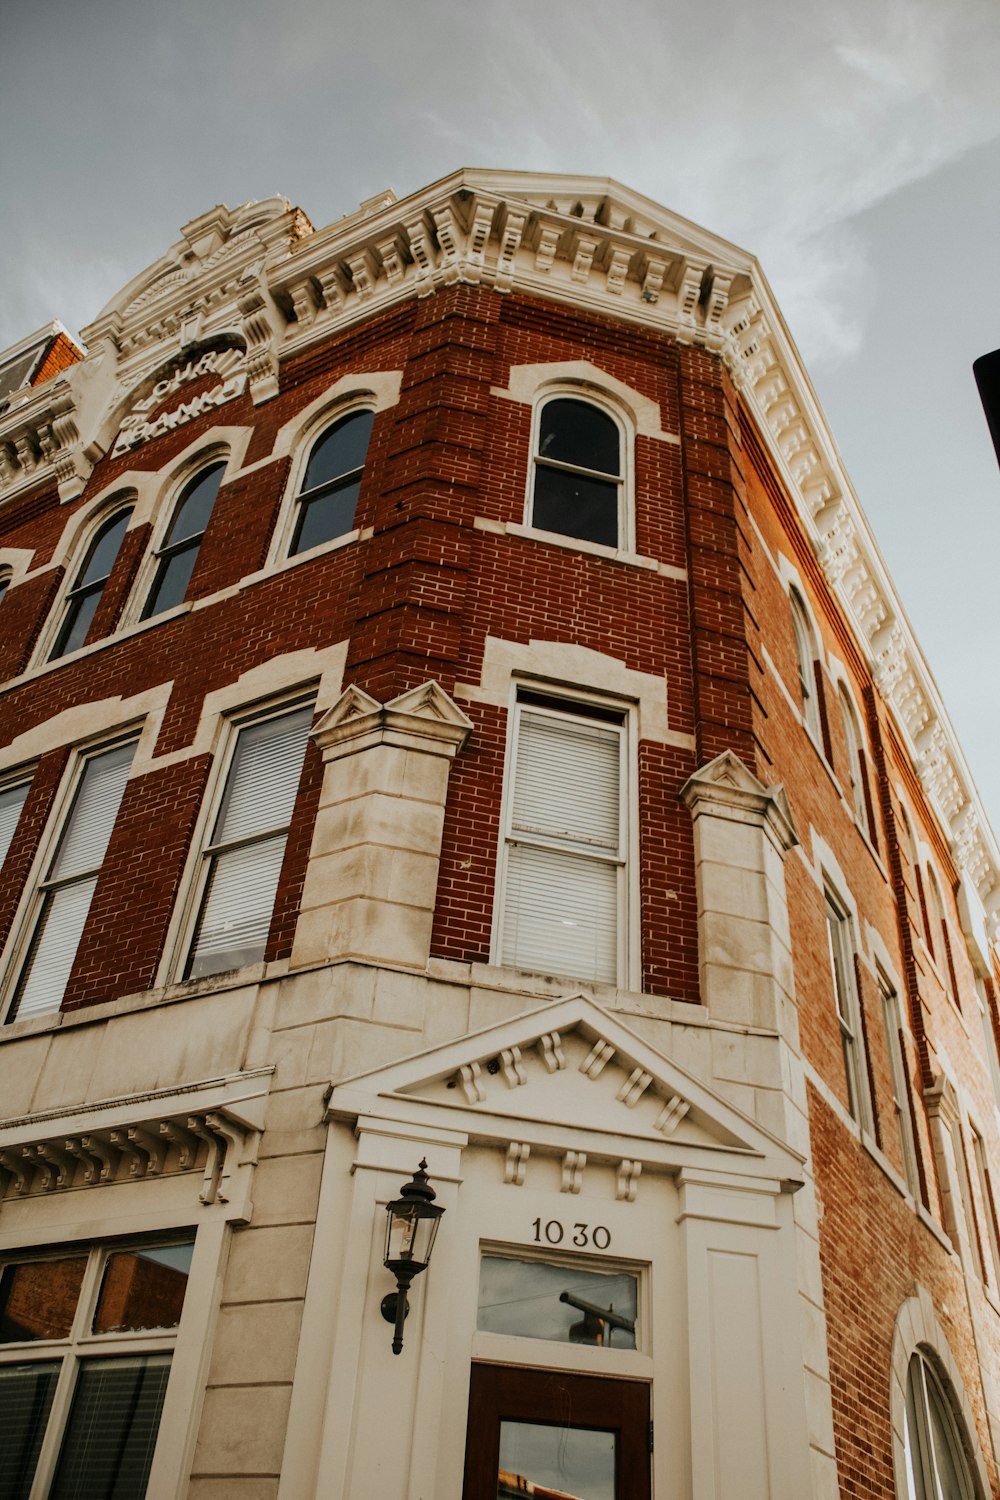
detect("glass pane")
[77,511,131,589]
[538,399,620,476]
[291,476,362,554]
[301,411,374,492]
[143,542,199,619]
[499,1420,617,1500]
[478,1257,637,1348]
[214,708,312,845]
[163,463,224,547]
[188,834,286,977]
[533,466,619,548]
[11,876,98,1022]
[924,1360,976,1500]
[0,1361,60,1500]
[49,1354,171,1500]
[51,587,101,660]
[1,1256,87,1341]
[93,1242,194,1335]
[0,575,9,607]
[0,781,29,868]
[52,743,135,880]
[503,842,618,983]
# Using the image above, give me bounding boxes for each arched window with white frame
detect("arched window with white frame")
[903,1348,981,1499]
[789,588,822,743]
[141,459,226,620]
[287,408,374,557]
[49,505,134,662]
[529,395,626,549]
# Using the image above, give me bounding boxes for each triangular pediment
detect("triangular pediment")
[327,994,803,1185]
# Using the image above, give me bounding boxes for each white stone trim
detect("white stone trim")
[889,1287,993,1499]
[454,634,682,746]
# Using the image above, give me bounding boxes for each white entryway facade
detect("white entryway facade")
[278,994,812,1500]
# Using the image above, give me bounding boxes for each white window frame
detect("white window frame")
[903,1349,981,1500]
[823,886,872,1133]
[0,1234,199,1499]
[270,399,377,565]
[491,685,637,990]
[170,694,314,983]
[973,975,1000,1110]
[525,389,633,555]
[837,683,872,836]
[35,501,136,666]
[0,733,137,1026]
[968,1121,1000,1293]
[118,447,231,630]
[878,967,920,1197]
[789,588,822,745]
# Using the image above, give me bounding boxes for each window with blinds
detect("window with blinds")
[498,696,627,986]
[6,741,134,1024]
[0,1239,194,1500]
[185,703,312,979]
[0,780,29,869]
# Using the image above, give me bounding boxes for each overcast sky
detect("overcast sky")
[3,0,999,832]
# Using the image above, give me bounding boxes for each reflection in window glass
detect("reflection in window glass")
[499,1420,616,1500]
[532,398,622,549]
[93,1241,194,1335]
[0,1257,88,1343]
[143,462,225,620]
[50,508,133,661]
[291,410,373,555]
[478,1256,637,1349]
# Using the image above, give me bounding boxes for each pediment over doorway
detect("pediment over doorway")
[326,993,803,1188]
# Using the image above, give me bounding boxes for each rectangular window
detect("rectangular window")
[5,741,134,1024]
[497,693,628,986]
[952,1122,987,1282]
[970,1126,1000,1291]
[824,892,871,1131]
[878,971,920,1195]
[975,976,1000,1110]
[0,1238,194,1500]
[185,703,312,979]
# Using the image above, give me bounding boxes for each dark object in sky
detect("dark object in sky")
[973,348,1000,472]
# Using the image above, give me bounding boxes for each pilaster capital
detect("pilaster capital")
[680,750,799,855]
[312,679,473,762]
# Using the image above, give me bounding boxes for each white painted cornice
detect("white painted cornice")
[1,168,995,935]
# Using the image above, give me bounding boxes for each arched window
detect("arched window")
[903,1350,980,1499]
[289,410,374,556]
[789,589,821,742]
[0,570,11,609]
[900,806,930,945]
[49,508,133,662]
[142,461,226,620]
[530,396,624,549]
[838,686,872,836]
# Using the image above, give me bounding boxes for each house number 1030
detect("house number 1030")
[531,1218,611,1249]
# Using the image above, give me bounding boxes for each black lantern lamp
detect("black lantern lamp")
[381,1159,445,1355]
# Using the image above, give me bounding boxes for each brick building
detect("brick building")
[0,169,998,1500]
